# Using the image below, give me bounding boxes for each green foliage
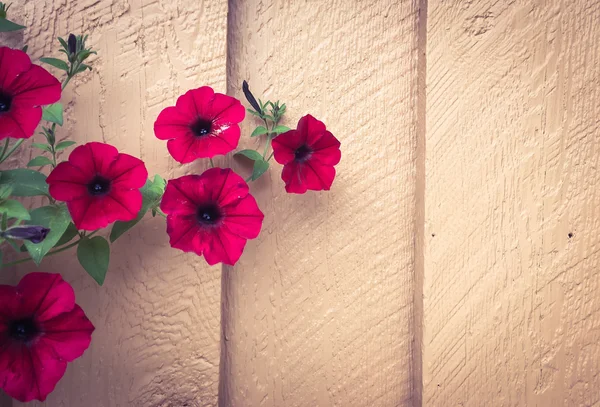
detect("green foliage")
[110,175,166,243]
[23,205,70,265]
[77,236,110,286]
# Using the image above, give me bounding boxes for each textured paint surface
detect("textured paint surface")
[2,0,227,406]
[424,0,600,406]
[3,0,600,406]
[220,0,420,406]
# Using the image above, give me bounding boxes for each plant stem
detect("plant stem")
[0,139,24,164]
[209,157,215,168]
[0,139,9,161]
[1,230,98,269]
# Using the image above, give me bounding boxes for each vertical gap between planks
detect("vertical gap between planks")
[218,0,236,405]
[413,0,427,405]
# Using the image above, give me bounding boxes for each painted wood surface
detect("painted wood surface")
[424,0,600,405]
[2,0,228,406]
[2,0,600,406]
[220,0,420,406]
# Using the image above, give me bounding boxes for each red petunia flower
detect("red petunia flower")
[46,142,148,230]
[0,47,61,140]
[272,114,341,194]
[154,86,245,163]
[0,272,94,402]
[160,168,264,265]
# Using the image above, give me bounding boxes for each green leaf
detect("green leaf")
[74,63,91,74]
[21,45,28,53]
[42,103,64,126]
[55,140,76,151]
[24,205,70,265]
[251,159,269,181]
[272,125,291,134]
[250,126,269,137]
[109,175,166,243]
[0,18,25,32]
[54,222,78,247]
[234,149,263,161]
[39,57,69,72]
[31,142,52,152]
[0,169,48,197]
[0,213,6,230]
[0,200,30,220]
[77,236,110,286]
[246,108,263,118]
[0,184,13,200]
[77,50,93,62]
[27,156,53,168]
[58,37,69,51]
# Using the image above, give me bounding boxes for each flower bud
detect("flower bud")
[1,225,50,243]
[68,34,77,55]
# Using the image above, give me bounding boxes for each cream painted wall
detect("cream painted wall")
[2,0,600,406]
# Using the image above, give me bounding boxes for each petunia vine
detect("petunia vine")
[0,4,341,403]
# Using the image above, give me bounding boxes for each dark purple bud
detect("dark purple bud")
[2,225,50,243]
[242,80,262,114]
[68,34,77,54]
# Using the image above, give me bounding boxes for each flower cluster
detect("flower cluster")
[0,5,341,402]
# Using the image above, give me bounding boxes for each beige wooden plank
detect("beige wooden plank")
[425,0,600,405]
[220,0,421,406]
[4,0,227,406]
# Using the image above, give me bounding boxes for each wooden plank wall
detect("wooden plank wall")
[220,0,419,406]
[424,0,600,405]
[3,0,600,406]
[4,0,228,406]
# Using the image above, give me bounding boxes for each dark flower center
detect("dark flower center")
[87,176,111,196]
[294,144,312,162]
[197,204,222,225]
[191,118,213,137]
[9,318,39,342]
[0,92,12,113]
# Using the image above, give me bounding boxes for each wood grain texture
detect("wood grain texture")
[3,0,228,406]
[424,0,600,405]
[220,0,420,406]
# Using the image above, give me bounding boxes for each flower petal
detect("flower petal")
[210,93,245,126]
[0,340,67,402]
[281,161,308,194]
[0,47,32,90]
[202,167,249,207]
[153,106,193,141]
[40,304,94,362]
[47,162,90,201]
[310,131,341,166]
[68,142,119,176]
[16,273,75,323]
[160,176,205,216]
[176,86,214,118]
[222,194,264,239]
[297,114,326,142]
[107,153,148,189]
[0,106,42,140]
[203,226,247,266]
[165,215,205,255]
[0,286,19,323]
[209,124,241,155]
[304,160,336,191]
[272,129,304,165]
[9,65,61,108]
[69,188,142,230]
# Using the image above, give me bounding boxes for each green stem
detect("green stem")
[0,139,9,161]
[209,157,215,168]
[1,230,98,269]
[0,139,24,164]
[267,151,274,162]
